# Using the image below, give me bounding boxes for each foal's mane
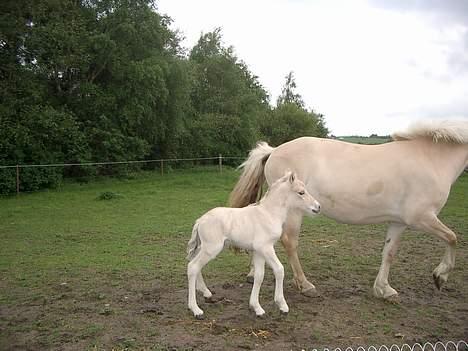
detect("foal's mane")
[392,119,468,144]
[254,174,289,205]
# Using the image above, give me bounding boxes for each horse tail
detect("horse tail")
[229,141,276,208]
[187,221,201,261]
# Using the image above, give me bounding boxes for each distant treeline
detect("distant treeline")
[338,135,391,145]
[0,0,328,193]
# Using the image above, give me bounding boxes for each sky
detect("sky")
[156,0,468,136]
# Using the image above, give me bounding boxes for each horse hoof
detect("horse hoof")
[301,287,320,298]
[246,276,254,284]
[195,313,205,320]
[256,313,266,319]
[280,310,289,316]
[433,273,444,290]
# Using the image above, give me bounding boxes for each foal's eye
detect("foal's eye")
[298,191,305,196]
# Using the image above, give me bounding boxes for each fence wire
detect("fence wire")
[0,155,245,195]
[0,155,244,169]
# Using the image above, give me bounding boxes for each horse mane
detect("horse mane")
[392,119,468,144]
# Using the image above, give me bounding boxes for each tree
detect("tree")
[260,71,328,145]
[0,2,328,193]
[259,104,328,146]
[187,29,270,157]
[276,71,304,108]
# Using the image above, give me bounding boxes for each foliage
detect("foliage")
[276,71,305,108]
[0,2,328,193]
[260,103,328,146]
[96,191,123,200]
[260,72,328,145]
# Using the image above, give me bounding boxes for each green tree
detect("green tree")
[187,29,269,158]
[0,0,191,192]
[260,71,328,145]
[276,71,304,108]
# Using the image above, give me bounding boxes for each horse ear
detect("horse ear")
[289,172,296,183]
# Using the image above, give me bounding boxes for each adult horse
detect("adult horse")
[229,119,468,299]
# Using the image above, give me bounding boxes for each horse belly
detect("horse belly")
[320,202,398,224]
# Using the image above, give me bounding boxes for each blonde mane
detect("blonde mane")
[392,119,468,144]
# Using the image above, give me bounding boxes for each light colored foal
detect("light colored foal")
[187,171,320,319]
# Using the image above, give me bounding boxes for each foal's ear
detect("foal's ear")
[289,172,296,183]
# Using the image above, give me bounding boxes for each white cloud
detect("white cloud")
[157,0,468,136]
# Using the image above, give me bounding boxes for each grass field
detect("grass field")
[338,136,391,144]
[0,167,467,350]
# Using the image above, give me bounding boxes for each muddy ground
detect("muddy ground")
[1,258,467,351]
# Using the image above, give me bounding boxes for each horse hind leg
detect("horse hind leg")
[187,242,223,319]
[414,214,457,290]
[246,252,255,284]
[196,272,213,300]
[249,252,266,317]
[373,223,406,299]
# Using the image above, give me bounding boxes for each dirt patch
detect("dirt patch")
[1,264,467,351]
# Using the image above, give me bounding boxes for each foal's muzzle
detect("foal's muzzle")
[310,202,321,214]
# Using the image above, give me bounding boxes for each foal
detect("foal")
[187,171,320,319]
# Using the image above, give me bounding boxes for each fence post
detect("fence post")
[160,160,164,176]
[218,154,222,173]
[16,165,20,195]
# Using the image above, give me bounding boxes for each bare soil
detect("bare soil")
[1,260,467,351]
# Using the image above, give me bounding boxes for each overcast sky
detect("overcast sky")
[157,0,468,136]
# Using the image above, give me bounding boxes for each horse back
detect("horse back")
[264,137,452,225]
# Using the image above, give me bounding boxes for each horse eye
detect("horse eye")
[298,191,305,196]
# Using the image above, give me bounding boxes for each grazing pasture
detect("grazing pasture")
[0,168,467,350]
[338,136,391,144]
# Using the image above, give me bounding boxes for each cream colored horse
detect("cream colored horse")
[187,171,320,319]
[229,119,468,299]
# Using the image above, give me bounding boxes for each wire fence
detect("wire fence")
[312,340,467,351]
[0,155,244,195]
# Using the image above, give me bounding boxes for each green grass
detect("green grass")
[0,167,467,350]
[0,168,239,295]
[338,136,391,144]
[0,167,466,295]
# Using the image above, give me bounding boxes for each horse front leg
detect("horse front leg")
[413,214,457,290]
[262,245,288,314]
[373,223,406,299]
[281,212,318,297]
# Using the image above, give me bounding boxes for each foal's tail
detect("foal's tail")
[229,141,276,208]
[187,221,201,261]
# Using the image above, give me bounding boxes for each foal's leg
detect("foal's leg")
[246,252,255,284]
[280,212,317,296]
[187,243,223,319]
[373,223,406,299]
[413,214,457,290]
[196,273,212,300]
[249,251,266,317]
[262,246,288,314]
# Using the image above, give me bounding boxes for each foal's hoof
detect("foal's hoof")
[301,287,320,298]
[194,313,205,320]
[256,313,266,319]
[433,273,446,291]
[246,276,254,284]
[280,310,289,316]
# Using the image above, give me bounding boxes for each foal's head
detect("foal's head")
[274,171,321,216]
